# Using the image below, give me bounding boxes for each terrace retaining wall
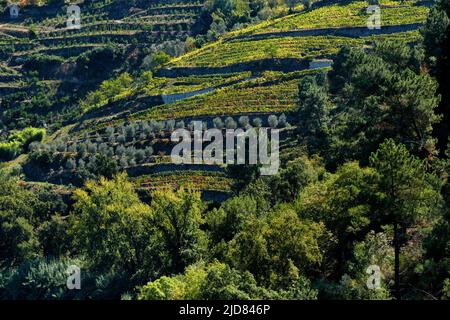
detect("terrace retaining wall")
[231,23,422,42]
[157,58,311,77]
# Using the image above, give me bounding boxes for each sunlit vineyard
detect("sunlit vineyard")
[170,31,421,67]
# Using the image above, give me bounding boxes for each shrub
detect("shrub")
[176,121,185,129]
[0,141,22,160]
[117,135,126,144]
[166,120,176,131]
[125,126,135,141]
[278,113,288,127]
[268,115,278,128]
[225,117,237,129]
[213,117,224,129]
[0,258,84,300]
[65,158,76,170]
[0,128,46,161]
[144,147,153,157]
[135,150,146,163]
[253,117,262,127]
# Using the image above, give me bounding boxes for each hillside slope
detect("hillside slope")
[1,0,432,198]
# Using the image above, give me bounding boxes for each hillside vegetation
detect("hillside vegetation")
[2,0,450,302]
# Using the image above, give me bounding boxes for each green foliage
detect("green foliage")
[22,54,65,77]
[315,44,442,165]
[0,173,40,267]
[0,141,22,161]
[0,0,447,302]
[139,262,208,300]
[198,261,272,299]
[296,75,331,153]
[370,139,442,297]
[37,215,71,258]
[70,173,154,275]
[206,195,259,245]
[86,154,119,179]
[443,278,450,299]
[206,0,251,28]
[0,127,46,161]
[139,261,277,300]
[421,5,450,65]
[139,276,184,300]
[269,155,323,204]
[279,275,318,300]
[142,51,171,71]
[298,161,379,271]
[150,188,207,274]
[227,205,329,288]
[369,139,442,226]
[82,73,134,112]
[0,257,82,300]
[338,231,393,300]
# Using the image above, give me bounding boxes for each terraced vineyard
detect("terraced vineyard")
[1,0,204,58]
[170,31,420,67]
[226,0,428,37]
[1,0,432,197]
[131,171,233,192]
[0,0,207,139]
[131,71,316,121]
[2,0,449,302]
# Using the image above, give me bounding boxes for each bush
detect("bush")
[252,117,262,127]
[0,258,83,300]
[65,158,76,170]
[139,276,183,300]
[225,117,237,129]
[213,117,224,129]
[0,128,46,161]
[238,116,250,128]
[278,113,288,127]
[0,141,22,160]
[268,115,278,128]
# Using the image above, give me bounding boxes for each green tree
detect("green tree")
[269,156,323,204]
[328,45,440,164]
[139,261,275,300]
[87,154,118,179]
[0,257,84,300]
[285,0,301,11]
[138,276,184,300]
[338,231,393,300]
[421,6,449,66]
[70,173,154,277]
[297,161,380,276]
[0,172,40,267]
[150,188,207,274]
[228,205,330,289]
[37,215,71,257]
[206,195,258,245]
[369,139,442,299]
[198,261,274,300]
[296,75,331,154]
[421,0,450,152]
